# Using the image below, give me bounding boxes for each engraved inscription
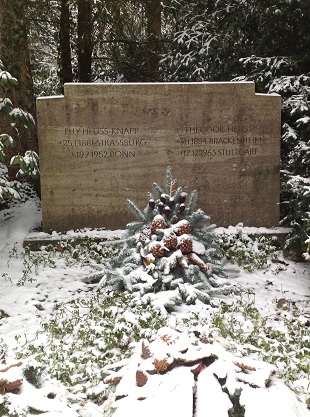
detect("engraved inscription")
[61,138,146,147]
[61,126,142,158]
[60,123,265,159]
[180,148,258,157]
[64,127,139,135]
[177,125,263,158]
[73,150,136,159]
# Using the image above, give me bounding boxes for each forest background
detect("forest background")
[0,0,309,258]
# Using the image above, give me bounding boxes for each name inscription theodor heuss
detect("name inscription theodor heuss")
[37,82,281,231]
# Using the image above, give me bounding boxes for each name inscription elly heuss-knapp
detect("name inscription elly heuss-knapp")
[37,82,281,231]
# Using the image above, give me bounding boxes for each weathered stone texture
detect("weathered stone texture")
[37,82,281,231]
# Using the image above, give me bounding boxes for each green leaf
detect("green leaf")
[10,154,22,166]
[0,98,13,117]
[0,134,14,148]
[0,70,18,87]
[9,108,35,128]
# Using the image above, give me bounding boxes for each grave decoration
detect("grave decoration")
[97,167,236,312]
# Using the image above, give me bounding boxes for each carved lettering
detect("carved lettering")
[180,148,258,157]
[63,125,262,161]
[73,150,136,159]
[179,125,254,134]
[64,127,139,135]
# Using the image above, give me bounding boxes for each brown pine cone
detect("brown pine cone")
[151,215,168,232]
[173,220,192,236]
[136,369,148,387]
[178,234,193,253]
[162,230,178,250]
[149,242,165,258]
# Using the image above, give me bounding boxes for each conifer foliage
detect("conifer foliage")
[101,167,234,313]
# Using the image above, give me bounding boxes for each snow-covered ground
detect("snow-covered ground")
[0,193,309,417]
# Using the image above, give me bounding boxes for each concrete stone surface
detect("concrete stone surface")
[37,82,281,231]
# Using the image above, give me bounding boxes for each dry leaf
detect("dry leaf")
[141,340,152,359]
[0,379,23,395]
[136,370,148,387]
[234,362,256,372]
[153,358,170,373]
[104,376,122,385]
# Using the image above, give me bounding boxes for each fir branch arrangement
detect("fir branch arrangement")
[100,167,236,313]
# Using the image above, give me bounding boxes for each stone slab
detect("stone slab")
[37,82,281,232]
[23,227,290,252]
[23,229,125,251]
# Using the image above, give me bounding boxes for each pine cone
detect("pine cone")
[162,230,178,250]
[164,206,172,216]
[174,220,191,236]
[178,234,193,253]
[136,370,148,387]
[150,242,165,258]
[151,215,168,232]
[157,202,165,213]
[148,199,155,209]
[160,194,169,203]
[178,193,187,204]
[168,197,175,208]
[178,203,186,215]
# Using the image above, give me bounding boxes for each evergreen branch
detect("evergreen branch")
[144,205,156,223]
[185,190,199,214]
[127,199,145,221]
[153,182,165,197]
[147,191,155,201]
[172,187,183,201]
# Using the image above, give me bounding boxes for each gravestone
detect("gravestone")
[37,82,281,232]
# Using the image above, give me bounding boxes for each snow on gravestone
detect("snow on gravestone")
[37,82,281,232]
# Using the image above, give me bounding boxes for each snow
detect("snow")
[195,366,232,417]
[0,194,309,417]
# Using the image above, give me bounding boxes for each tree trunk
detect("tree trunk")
[143,0,162,81]
[59,0,73,85]
[0,0,38,157]
[77,0,92,82]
